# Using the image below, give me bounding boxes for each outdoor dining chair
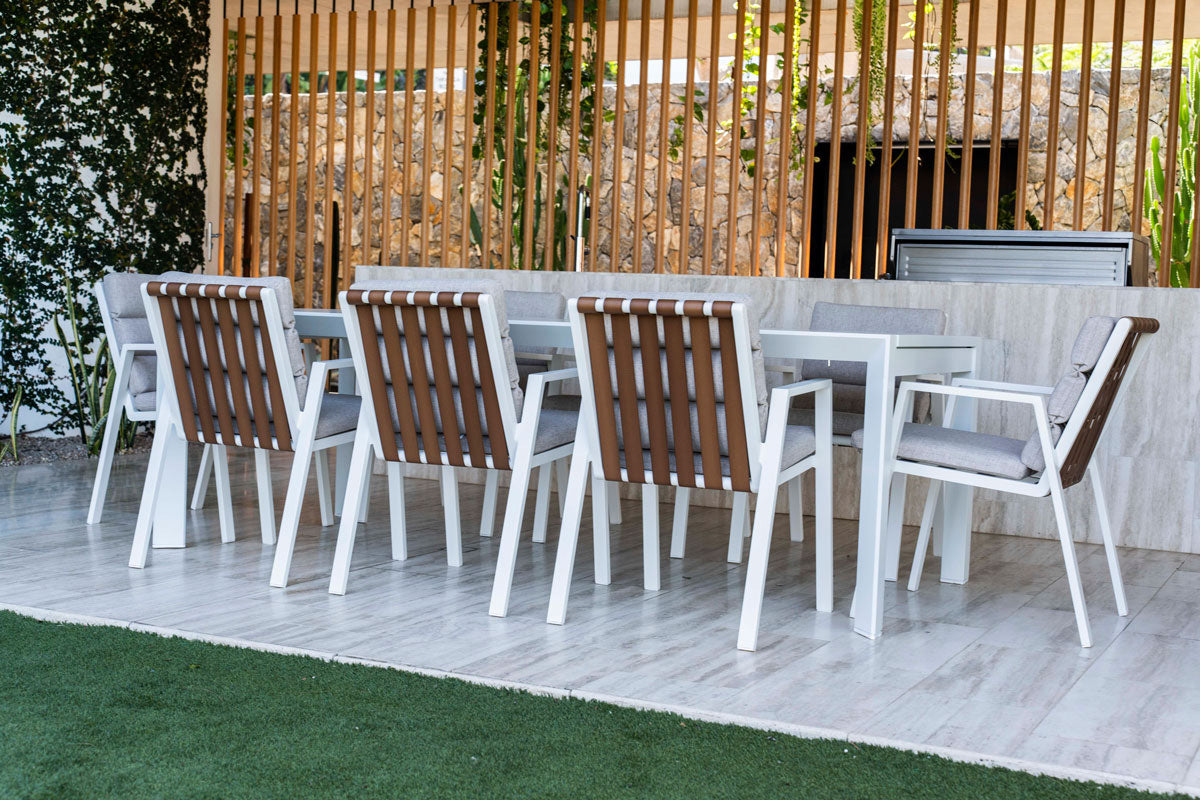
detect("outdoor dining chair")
[864,316,1159,647]
[541,294,833,652]
[328,280,579,602]
[88,272,216,525]
[129,274,359,570]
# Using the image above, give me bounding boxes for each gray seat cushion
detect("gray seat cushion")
[851,424,1031,480]
[100,272,161,400]
[1019,316,1117,472]
[314,393,362,439]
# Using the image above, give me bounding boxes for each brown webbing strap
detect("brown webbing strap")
[688,312,722,489]
[447,305,487,467]
[215,298,255,449]
[662,313,695,488]
[400,303,441,464]
[259,303,293,451]
[355,301,400,462]
[195,297,237,445]
[174,290,216,443]
[634,302,671,486]
[376,301,421,462]
[423,302,464,465]
[155,293,200,443]
[717,312,751,492]
[581,301,620,482]
[469,302,509,470]
[610,305,644,483]
[236,297,274,449]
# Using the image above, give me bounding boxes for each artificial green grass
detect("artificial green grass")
[0,611,1180,800]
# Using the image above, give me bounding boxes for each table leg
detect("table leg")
[151,434,188,548]
[851,343,894,639]
[334,337,356,516]
[939,363,979,584]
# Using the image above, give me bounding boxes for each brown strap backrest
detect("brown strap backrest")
[147,281,293,452]
[1058,316,1159,488]
[345,289,511,470]
[577,296,753,492]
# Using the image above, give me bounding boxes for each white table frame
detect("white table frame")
[148,309,978,641]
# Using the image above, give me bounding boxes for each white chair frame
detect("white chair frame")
[887,318,1155,647]
[130,283,350,569]
[327,290,577,601]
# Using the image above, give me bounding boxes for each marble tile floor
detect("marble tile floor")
[3,448,1199,796]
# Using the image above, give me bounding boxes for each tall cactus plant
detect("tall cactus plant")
[1145,41,1200,288]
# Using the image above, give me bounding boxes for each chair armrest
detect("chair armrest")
[525,367,579,400]
[770,378,831,401]
[952,377,1053,395]
[899,380,1048,408]
[120,343,158,355]
[311,357,355,373]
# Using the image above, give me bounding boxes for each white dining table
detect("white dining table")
[150,308,980,641]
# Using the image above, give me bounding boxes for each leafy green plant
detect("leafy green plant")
[0,386,21,462]
[1144,41,1200,288]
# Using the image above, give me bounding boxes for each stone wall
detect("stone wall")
[228,66,1173,294]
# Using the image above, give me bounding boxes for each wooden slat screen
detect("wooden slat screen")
[219,0,1199,292]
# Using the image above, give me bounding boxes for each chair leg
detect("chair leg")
[737,479,783,652]
[254,450,276,545]
[591,475,612,585]
[479,470,499,538]
[546,452,592,625]
[907,479,942,593]
[212,444,236,543]
[727,492,749,564]
[885,473,908,582]
[387,461,407,561]
[357,450,372,523]
[190,444,214,511]
[607,481,622,524]
[270,432,318,588]
[441,465,463,567]
[87,376,129,525]
[642,484,661,591]
[814,458,834,613]
[1049,475,1093,648]
[489,439,536,617]
[128,420,172,569]
[787,477,804,542]
[315,450,334,527]
[1089,461,1128,616]
[554,458,569,517]
[328,431,374,595]
[532,465,553,543]
[669,486,691,559]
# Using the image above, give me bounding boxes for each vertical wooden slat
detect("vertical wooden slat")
[1043,0,1066,230]
[422,305,463,462]
[957,0,980,230]
[421,5,435,266]
[463,1,477,269]
[636,311,670,484]
[725,0,746,276]
[903,0,924,229]
[523,2,539,270]
[611,314,644,481]
[687,314,720,487]
[219,18,230,275]
[1101,0,1125,230]
[365,9,377,264]
[774,0,794,278]
[1131,0,1156,233]
[680,0,699,275]
[401,6,416,263]
[661,315,694,486]
[632,0,650,274]
[376,304,420,460]
[343,9,357,287]
[251,13,265,276]
[701,0,721,276]
[653,2,673,274]
[565,0,584,270]
[323,11,338,309]
[382,8,396,264]
[985,0,1007,229]
[611,0,629,272]
[483,6,499,268]
[587,0,606,272]
[1072,0,1094,232]
[304,12,318,306]
[441,3,457,267]
[850,0,872,276]
[501,1,519,270]
[1159,0,1186,286]
[798,0,819,276]
[823,0,847,275]
[287,12,300,292]
[545,0,563,271]
[930,0,952,230]
[1014,0,1037,230]
[269,12,282,277]
[874,0,899,276]
[748,0,767,276]
[233,17,247,277]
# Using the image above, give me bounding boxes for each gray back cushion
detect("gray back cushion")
[349,279,524,435]
[581,292,767,456]
[801,301,946,385]
[100,272,159,397]
[1020,316,1118,472]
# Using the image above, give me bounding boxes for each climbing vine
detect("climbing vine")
[0,0,209,433]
